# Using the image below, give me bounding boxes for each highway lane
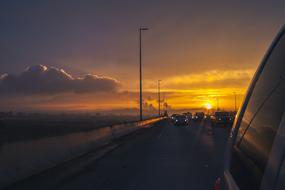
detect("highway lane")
[56,119,231,190]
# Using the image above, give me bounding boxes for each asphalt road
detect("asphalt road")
[56,119,231,190]
[4,119,230,190]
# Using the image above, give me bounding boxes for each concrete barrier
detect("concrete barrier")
[0,117,164,188]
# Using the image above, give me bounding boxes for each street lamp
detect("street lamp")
[158,80,162,117]
[233,92,237,112]
[216,96,219,111]
[139,27,149,121]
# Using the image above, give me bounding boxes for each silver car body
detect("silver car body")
[223,25,285,190]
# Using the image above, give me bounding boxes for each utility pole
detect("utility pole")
[139,27,149,121]
[163,94,166,112]
[158,80,161,117]
[234,92,237,112]
[216,96,219,111]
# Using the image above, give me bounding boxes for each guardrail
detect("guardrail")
[0,117,165,188]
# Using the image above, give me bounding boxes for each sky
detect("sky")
[0,0,285,113]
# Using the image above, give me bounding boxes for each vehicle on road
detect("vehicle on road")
[183,112,192,121]
[211,111,233,127]
[170,114,179,121]
[173,114,189,125]
[193,112,204,121]
[215,26,285,190]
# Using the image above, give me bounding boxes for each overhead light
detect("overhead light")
[140,27,149,31]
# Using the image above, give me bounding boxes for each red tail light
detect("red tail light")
[213,177,221,190]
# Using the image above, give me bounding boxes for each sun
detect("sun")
[205,103,212,110]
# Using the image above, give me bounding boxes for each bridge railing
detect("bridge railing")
[0,117,166,188]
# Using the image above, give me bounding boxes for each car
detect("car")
[215,26,285,190]
[170,114,179,121]
[228,112,236,123]
[183,112,193,121]
[173,114,189,125]
[193,112,205,121]
[211,111,234,127]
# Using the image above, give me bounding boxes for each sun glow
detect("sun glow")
[205,103,212,110]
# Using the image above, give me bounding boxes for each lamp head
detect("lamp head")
[140,27,149,31]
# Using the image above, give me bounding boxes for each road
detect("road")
[5,119,230,190]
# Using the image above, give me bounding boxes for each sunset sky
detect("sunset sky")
[1,0,285,113]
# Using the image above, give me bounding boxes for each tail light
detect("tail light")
[213,177,221,190]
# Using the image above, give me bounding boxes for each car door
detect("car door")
[224,26,285,190]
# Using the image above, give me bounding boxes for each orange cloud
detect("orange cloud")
[152,69,254,90]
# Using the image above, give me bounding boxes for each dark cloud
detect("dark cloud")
[0,65,120,95]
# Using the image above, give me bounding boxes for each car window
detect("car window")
[230,33,285,190]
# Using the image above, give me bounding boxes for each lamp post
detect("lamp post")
[216,96,219,111]
[158,80,162,117]
[139,27,149,121]
[234,92,237,112]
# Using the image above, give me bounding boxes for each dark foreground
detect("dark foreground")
[5,119,231,190]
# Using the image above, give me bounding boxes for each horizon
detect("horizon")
[1,1,285,113]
